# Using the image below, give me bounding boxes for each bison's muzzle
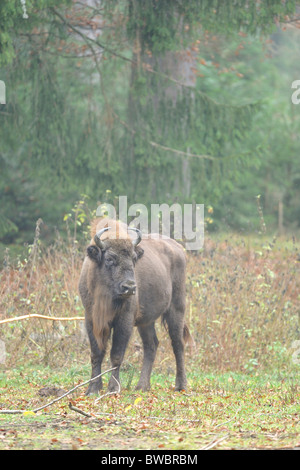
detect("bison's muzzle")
[119,280,137,297]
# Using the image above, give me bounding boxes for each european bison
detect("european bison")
[79,218,192,395]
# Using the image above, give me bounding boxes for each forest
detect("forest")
[0,1,299,451]
[0,0,300,252]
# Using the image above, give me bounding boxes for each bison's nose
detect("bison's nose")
[120,281,136,296]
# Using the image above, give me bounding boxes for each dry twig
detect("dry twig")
[94,376,121,403]
[68,403,92,418]
[200,433,230,450]
[0,314,84,325]
[0,367,117,415]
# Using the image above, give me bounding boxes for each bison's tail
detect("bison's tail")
[183,324,196,351]
[162,315,195,351]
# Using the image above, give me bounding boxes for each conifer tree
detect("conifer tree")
[0,1,298,243]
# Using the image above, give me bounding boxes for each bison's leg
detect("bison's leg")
[85,318,107,395]
[107,313,134,392]
[164,309,187,391]
[136,323,159,391]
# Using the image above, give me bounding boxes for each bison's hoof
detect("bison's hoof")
[85,383,102,396]
[175,383,187,392]
[135,383,150,392]
[85,390,98,396]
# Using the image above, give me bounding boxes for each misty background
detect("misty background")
[1,1,300,258]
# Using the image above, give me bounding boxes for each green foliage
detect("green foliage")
[0,1,299,246]
[0,0,72,66]
[119,0,296,52]
[0,1,20,66]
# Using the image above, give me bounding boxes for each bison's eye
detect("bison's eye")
[105,256,116,267]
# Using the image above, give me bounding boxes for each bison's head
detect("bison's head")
[87,226,144,299]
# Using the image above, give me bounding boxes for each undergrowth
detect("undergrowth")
[0,220,299,378]
[0,222,299,450]
[0,365,299,450]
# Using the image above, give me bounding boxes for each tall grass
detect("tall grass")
[0,225,299,377]
[0,219,87,366]
[186,236,299,373]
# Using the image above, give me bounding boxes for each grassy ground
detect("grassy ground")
[0,229,299,449]
[0,365,299,450]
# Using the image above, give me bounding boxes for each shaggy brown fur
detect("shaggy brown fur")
[90,218,130,242]
[79,217,192,394]
[85,218,136,350]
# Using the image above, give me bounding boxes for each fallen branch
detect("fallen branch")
[200,433,230,450]
[0,313,84,325]
[94,376,121,403]
[68,403,92,418]
[0,367,117,415]
[69,376,121,418]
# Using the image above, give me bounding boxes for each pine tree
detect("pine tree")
[0,1,297,244]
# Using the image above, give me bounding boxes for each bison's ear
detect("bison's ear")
[87,245,102,264]
[134,245,144,260]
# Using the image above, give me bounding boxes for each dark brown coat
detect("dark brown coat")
[79,218,192,394]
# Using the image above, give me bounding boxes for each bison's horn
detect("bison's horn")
[94,226,111,249]
[128,227,142,246]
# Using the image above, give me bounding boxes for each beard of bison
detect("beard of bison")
[85,240,143,352]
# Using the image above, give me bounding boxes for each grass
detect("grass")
[0,226,299,449]
[0,365,299,450]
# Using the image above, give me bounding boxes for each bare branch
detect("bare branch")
[94,376,121,403]
[0,313,84,325]
[200,433,230,450]
[148,141,216,160]
[0,368,117,415]
[110,109,216,160]
[51,7,134,65]
[68,402,92,417]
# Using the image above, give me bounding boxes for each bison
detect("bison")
[79,217,192,395]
